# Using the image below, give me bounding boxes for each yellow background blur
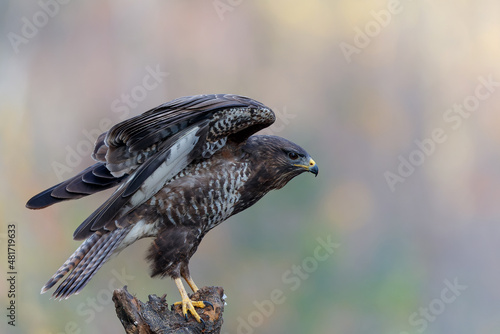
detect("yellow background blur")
[2,1,500,333]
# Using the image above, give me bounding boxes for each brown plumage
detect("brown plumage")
[27,94,318,321]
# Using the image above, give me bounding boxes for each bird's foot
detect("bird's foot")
[173,298,212,323]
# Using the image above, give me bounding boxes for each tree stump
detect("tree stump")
[113,286,225,334]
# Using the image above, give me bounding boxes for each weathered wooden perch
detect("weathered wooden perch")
[113,286,225,334]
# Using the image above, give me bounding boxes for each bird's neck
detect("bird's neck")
[232,161,275,216]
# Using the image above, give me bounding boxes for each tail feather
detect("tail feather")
[54,231,127,299]
[69,231,127,296]
[41,233,101,293]
[52,233,112,299]
[42,228,130,300]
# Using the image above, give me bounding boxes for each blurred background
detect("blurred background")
[2,1,500,333]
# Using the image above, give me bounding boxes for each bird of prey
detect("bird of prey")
[26,94,318,322]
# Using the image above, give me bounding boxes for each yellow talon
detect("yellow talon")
[173,300,207,322]
[174,277,207,322]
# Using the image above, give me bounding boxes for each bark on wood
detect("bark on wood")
[113,286,225,334]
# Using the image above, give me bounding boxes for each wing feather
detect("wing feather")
[28,94,275,243]
[26,163,125,209]
[72,121,209,240]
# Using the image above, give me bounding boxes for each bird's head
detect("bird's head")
[245,135,318,190]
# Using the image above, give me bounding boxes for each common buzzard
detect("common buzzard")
[26,94,318,322]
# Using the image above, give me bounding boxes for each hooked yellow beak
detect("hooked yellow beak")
[294,158,319,176]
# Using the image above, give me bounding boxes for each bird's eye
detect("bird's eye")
[288,152,299,160]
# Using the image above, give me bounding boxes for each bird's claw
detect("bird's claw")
[173,298,210,323]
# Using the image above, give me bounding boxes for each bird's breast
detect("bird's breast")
[148,159,251,232]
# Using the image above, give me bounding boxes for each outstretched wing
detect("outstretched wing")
[26,94,275,240]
